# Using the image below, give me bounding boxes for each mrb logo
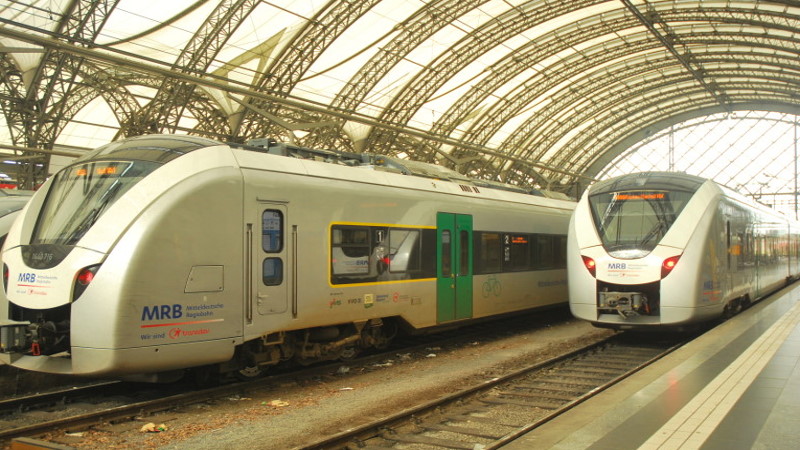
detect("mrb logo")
[141,304,182,321]
[608,263,627,270]
[18,273,37,283]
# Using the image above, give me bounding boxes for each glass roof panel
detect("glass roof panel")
[1,0,800,198]
[599,112,800,219]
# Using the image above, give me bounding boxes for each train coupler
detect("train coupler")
[598,291,649,318]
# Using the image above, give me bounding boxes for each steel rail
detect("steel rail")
[300,334,688,449]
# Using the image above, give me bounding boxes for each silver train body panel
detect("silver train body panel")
[569,172,800,330]
[0,137,573,377]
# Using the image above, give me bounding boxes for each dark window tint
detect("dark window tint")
[263,258,283,286]
[32,160,160,245]
[589,190,695,258]
[441,230,452,278]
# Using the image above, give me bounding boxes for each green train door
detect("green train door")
[436,213,473,322]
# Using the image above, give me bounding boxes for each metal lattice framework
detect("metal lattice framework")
[1,0,800,194]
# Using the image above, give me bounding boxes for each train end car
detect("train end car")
[569,172,800,331]
[0,134,575,382]
[0,190,33,246]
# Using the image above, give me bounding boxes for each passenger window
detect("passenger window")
[441,230,452,277]
[460,230,469,276]
[507,234,530,271]
[262,210,283,252]
[478,232,503,273]
[556,236,567,269]
[534,235,555,269]
[389,229,421,272]
[263,258,283,286]
[331,226,371,275]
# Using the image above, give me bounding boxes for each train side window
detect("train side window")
[420,229,437,278]
[263,258,283,286]
[331,226,371,276]
[441,230,452,277]
[389,229,421,273]
[262,210,283,253]
[532,235,555,269]
[555,235,567,269]
[507,234,530,271]
[476,232,502,274]
[726,221,731,269]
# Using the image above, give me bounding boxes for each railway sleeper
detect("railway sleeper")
[386,432,484,449]
[563,366,624,376]
[532,377,599,388]
[515,383,585,396]
[501,389,576,402]
[573,360,636,370]
[425,423,506,440]
[446,414,524,428]
[480,397,560,409]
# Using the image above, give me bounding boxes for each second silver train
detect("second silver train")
[569,172,800,330]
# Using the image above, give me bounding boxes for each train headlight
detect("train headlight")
[581,256,596,277]
[73,265,100,301]
[661,255,681,278]
[2,264,8,292]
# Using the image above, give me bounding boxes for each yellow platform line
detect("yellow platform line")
[640,298,800,450]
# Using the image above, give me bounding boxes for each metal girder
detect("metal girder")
[0,53,27,153]
[505,40,800,167]
[455,22,800,184]
[4,0,120,189]
[302,0,487,151]
[513,46,800,183]
[361,2,800,183]
[550,84,799,190]
[365,0,598,155]
[334,0,486,112]
[621,0,730,109]
[439,5,800,178]
[120,0,259,138]
[3,0,800,194]
[238,0,382,141]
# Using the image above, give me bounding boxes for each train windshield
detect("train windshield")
[30,135,221,246]
[589,190,695,258]
[31,161,160,245]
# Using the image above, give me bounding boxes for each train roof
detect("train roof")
[242,138,561,198]
[74,134,221,165]
[589,172,708,196]
[71,134,569,201]
[0,190,33,217]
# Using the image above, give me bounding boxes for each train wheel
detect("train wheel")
[372,321,398,349]
[339,345,360,361]
[236,365,266,380]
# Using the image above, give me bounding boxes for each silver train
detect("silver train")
[569,172,800,331]
[0,135,574,381]
[0,189,33,246]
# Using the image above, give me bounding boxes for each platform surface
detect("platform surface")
[504,283,800,450]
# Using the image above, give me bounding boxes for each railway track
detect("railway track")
[302,333,690,449]
[0,307,577,446]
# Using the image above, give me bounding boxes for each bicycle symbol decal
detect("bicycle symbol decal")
[482,275,502,298]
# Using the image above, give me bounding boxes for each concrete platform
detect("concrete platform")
[504,283,800,450]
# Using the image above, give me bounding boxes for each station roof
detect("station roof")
[1,1,799,193]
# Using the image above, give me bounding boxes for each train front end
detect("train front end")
[0,135,239,377]
[569,172,714,329]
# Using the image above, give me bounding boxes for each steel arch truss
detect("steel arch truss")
[2,0,800,194]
